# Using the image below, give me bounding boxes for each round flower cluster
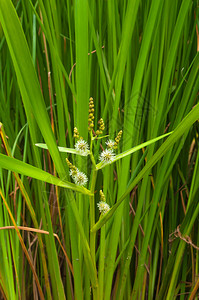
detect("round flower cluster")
[105,139,115,149]
[97,201,110,215]
[66,158,88,186]
[99,149,115,164]
[75,139,89,156]
[73,170,88,186]
[69,168,88,186]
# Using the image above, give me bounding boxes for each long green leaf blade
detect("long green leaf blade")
[0,154,92,195]
[96,131,172,169]
[35,143,90,156]
[91,100,199,232]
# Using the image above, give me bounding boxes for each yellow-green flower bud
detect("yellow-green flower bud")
[74,127,80,139]
[88,97,94,131]
[96,118,105,135]
[114,130,123,149]
[66,158,77,173]
[99,190,106,202]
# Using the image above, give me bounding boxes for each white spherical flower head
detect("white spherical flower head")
[99,149,115,163]
[97,201,110,215]
[74,171,88,186]
[69,168,78,180]
[105,139,115,149]
[75,139,89,156]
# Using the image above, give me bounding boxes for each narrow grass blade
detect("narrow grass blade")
[0,154,92,195]
[0,189,45,300]
[35,143,90,156]
[91,102,199,232]
[96,132,172,169]
[0,0,66,178]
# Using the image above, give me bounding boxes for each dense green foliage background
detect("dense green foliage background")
[0,0,199,299]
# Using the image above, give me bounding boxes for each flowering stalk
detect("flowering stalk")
[89,168,98,264]
[98,219,106,299]
[65,97,121,296]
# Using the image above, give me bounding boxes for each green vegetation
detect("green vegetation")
[0,0,198,299]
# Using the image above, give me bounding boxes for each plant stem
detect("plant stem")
[90,168,98,262]
[89,130,99,298]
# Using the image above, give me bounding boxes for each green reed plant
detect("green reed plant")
[0,0,199,299]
